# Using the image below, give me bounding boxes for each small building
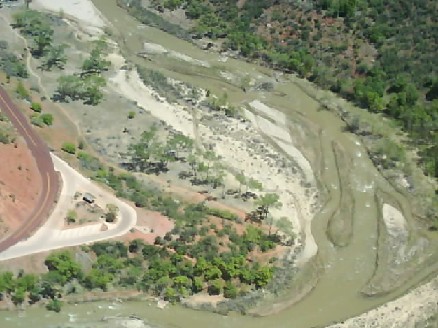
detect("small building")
[83,193,95,204]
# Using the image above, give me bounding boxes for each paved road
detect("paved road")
[0,154,137,260]
[0,85,59,253]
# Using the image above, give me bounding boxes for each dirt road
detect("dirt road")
[0,86,59,252]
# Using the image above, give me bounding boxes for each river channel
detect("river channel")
[1,0,437,327]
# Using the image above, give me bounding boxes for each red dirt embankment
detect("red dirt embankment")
[0,85,59,252]
[0,140,42,239]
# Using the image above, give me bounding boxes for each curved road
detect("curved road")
[0,154,138,261]
[0,86,137,261]
[0,85,59,253]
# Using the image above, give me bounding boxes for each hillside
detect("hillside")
[118,0,438,180]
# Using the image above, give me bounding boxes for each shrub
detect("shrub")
[40,113,53,126]
[0,130,11,144]
[105,211,117,222]
[0,52,28,78]
[15,81,30,100]
[66,210,77,224]
[206,207,238,221]
[128,111,136,119]
[61,142,76,154]
[30,114,44,127]
[30,102,42,112]
[77,151,102,171]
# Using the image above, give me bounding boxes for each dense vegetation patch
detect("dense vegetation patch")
[0,40,27,79]
[53,38,109,106]
[0,151,286,310]
[12,10,67,67]
[118,0,437,182]
[11,10,107,106]
[116,0,191,40]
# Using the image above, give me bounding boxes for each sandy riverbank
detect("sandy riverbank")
[382,203,408,238]
[32,0,107,35]
[328,274,438,328]
[35,0,318,264]
[107,55,318,261]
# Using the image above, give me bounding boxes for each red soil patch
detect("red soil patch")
[0,140,42,239]
[120,208,174,244]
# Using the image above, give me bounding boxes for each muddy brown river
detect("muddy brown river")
[1,1,437,327]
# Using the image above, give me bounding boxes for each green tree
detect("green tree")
[128,239,145,253]
[168,133,193,159]
[187,153,198,178]
[81,47,110,74]
[255,193,282,221]
[44,251,83,284]
[11,288,26,305]
[41,44,68,70]
[426,79,438,101]
[253,266,273,288]
[163,286,179,303]
[128,125,160,171]
[207,279,223,295]
[204,265,222,281]
[82,75,106,105]
[94,254,123,274]
[31,28,53,57]
[223,282,238,298]
[153,276,172,295]
[194,257,209,276]
[28,285,42,304]
[211,162,226,194]
[16,274,38,292]
[171,276,191,299]
[83,269,113,291]
[0,53,28,78]
[46,298,62,312]
[120,265,143,287]
[105,204,118,223]
[39,280,58,299]
[235,172,246,193]
[55,75,83,101]
[239,267,254,284]
[203,150,218,181]
[196,161,208,181]
[0,271,15,294]
[192,276,204,293]
[247,178,263,193]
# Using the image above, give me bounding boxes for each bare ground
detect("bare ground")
[119,209,174,244]
[0,140,42,240]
